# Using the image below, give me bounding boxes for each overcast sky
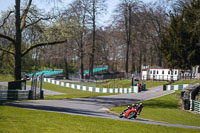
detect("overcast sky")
[0,0,155,26]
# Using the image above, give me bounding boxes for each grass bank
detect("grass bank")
[0,105,199,133]
[27,82,116,99]
[110,91,200,127]
[0,74,14,82]
[144,80,168,89]
[61,79,168,89]
[172,79,200,85]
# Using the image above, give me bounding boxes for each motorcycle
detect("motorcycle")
[119,103,143,119]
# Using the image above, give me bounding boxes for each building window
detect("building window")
[150,70,152,74]
[168,71,170,74]
[153,70,155,74]
[162,71,164,75]
[175,71,177,75]
[157,71,159,74]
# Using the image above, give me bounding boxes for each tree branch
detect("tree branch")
[22,39,67,57]
[20,0,32,31]
[0,11,14,28]
[0,33,15,44]
[0,47,15,55]
[24,17,50,29]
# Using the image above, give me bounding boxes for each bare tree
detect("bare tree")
[113,0,142,77]
[63,0,90,79]
[88,0,107,79]
[0,0,67,80]
[143,1,169,67]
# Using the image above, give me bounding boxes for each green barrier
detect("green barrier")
[194,100,200,113]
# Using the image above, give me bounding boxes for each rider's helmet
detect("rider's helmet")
[139,103,143,107]
[132,104,136,107]
[128,105,132,109]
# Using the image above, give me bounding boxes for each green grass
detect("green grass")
[0,74,14,82]
[96,79,131,88]
[144,81,168,89]
[67,79,132,88]
[0,105,199,133]
[171,79,200,85]
[110,91,200,127]
[27,82,116,99]
[65,79,168,89]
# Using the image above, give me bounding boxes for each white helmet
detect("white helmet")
[128,105,132,109]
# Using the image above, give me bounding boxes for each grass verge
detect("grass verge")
[60,79,168,89]
[28,82,116,99]
[0,105,199,133]
[0,74,14,82]
[67,79,132,88]
[144,81,168,89]
[171,79,200,85]
[110,91,200,127]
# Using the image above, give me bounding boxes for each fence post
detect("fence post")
[40,73,44,99]
[190,100,193,111]
[189,93,193,111]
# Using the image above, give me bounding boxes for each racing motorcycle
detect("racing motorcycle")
[119,103,143,119]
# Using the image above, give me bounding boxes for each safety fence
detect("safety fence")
[193,100,200,114]
[163,84,190,91]
[43,78,141,93]
[0,74,44,101]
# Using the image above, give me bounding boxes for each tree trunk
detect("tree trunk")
[158,50,163,67]
[139,50,142,73]
[0,52,4,69]
[150,46,154,66]
[80,15,85,79]
[14,0,22,81]
[131,49,135,74]
[125,6,132,78]
[64,56,69,79]
[89,0,96,79]
[80,44,84,79]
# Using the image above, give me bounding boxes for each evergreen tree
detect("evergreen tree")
[162,0,200,69]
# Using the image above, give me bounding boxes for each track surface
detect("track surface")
[1,83,200,129]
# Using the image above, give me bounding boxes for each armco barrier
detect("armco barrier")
[43,78,140,94]
[193,100,200,114]
[163,84,189,91]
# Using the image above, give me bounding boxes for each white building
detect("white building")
[192,65,200,79]
[141,68,179,81]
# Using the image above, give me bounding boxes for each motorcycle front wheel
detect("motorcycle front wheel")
[119,113,123,118]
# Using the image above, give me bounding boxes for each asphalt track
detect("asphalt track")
[1,84,200,130]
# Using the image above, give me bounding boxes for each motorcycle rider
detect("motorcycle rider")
[121,105,132,113]
[137,103,143,115]
[119,103,144,118]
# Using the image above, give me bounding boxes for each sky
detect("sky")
[0,0,155,26]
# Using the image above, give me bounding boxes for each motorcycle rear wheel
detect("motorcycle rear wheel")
[127,111,136,119]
